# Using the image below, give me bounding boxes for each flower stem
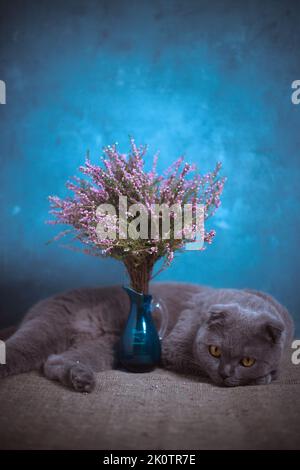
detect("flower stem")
[124,256,156,294]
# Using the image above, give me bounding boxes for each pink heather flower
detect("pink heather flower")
[47,139,225,276]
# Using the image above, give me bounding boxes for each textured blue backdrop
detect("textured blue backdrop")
[0,0,300,332]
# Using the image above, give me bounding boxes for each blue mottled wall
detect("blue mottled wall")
[0,0,300,331]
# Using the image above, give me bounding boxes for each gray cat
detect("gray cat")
[0,283,293,392]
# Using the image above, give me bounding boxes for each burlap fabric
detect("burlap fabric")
[0,356,299,449]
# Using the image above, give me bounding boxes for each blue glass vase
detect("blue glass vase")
[119,287,168,372]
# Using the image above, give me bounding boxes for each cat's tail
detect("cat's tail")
[0,297,71,378]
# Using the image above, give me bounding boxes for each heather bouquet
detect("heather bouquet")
[48,139,225,294]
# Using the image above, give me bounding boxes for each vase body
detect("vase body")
[118,287,162,372]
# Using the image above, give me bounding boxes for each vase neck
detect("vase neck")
[123,286,152,309]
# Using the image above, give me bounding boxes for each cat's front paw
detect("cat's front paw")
[69,363,96,393]
[250,372,274,386]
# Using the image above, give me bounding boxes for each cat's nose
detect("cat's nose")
[219,365,231,379]
[219,371,230,380]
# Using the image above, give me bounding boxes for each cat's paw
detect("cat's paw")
[270,369,279,381]
[250,373,273,386]
[69,363,96,393]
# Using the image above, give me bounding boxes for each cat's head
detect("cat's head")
[193,303,285,386]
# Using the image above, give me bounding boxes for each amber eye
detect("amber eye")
[209,345,221,358]
[240,357,256,367]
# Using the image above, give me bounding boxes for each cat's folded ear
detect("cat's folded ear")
[261,318,284,344]
[207,303,239,328]
[244,288,294,345]
[206,304,235,328]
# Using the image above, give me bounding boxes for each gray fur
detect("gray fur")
[0,283,294,392]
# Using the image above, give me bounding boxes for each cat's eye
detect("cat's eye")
[208,345,221,358]
[240,357,256,367]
